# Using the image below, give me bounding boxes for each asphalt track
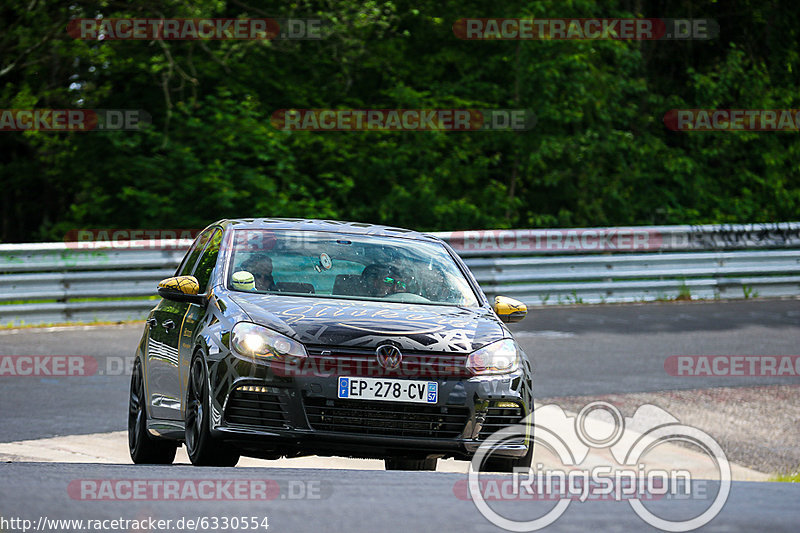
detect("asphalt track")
[2,299,798,442]
[0,463,798,532]
[0,299,798,531]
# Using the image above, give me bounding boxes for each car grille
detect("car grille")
[304,396,470,438]
[478,404,525,440]
[224,387,289,429]
[305,345,471,378]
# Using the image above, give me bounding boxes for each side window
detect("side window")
[193,229,223,292]
[177,229,214,277]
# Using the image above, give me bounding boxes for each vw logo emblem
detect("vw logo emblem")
[376,344,402,370]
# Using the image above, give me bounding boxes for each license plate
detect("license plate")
[337,377,438,404]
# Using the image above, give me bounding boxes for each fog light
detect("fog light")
[239,385,270,393]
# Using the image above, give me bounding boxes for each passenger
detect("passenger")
[423,267,450,302]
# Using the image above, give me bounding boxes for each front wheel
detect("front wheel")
[477,420,535,473]
[478,443,534,473]
[128,360,177,464]
[185,356,240,467]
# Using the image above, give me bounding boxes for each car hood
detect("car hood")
[228,293,508,353]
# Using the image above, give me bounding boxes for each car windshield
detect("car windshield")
[227,229,479,307]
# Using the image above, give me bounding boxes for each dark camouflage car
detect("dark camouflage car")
[129,218,533,470]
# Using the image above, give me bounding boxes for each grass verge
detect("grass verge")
[771,470,800,482]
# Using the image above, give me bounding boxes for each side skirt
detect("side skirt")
[147,419,185,440]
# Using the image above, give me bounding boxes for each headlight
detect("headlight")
[466,338,519,375]
[230,322,307,360]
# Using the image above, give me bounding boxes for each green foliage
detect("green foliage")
[742,285,758,299]
[772,465,800,482]
[1,0,799,242]
[676,282,692,301]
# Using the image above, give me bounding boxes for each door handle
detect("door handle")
[162,319,175,331]
[146,317,157,328]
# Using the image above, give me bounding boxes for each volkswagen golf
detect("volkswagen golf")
[129,218,533,471]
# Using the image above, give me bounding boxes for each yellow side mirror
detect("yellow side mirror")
[493,296,527,323]
[158,275,200,295]
[157,276,206,306]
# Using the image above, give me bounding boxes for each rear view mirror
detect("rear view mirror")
[157,276,206,306]
[493,296,527,323]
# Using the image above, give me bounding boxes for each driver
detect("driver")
[241,253,277,291]
[360,264,406,297]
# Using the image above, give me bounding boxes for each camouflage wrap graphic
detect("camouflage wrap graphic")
[229,294,508,351]
[158,275,200,295]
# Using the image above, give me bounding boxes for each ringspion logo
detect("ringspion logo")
[466,402,730,531]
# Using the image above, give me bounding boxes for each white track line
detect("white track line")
[0,420,769,481]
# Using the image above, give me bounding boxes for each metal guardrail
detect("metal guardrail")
[0,244,188,325]
[469,250,800,304]
[437,222,800,255]
[1,223,799,325]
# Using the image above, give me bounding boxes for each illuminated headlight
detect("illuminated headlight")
[230,322,307,360]
[466,339,520,375]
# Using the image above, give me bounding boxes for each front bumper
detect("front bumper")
[206,353,532,461]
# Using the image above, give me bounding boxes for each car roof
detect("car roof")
[213,218,441,242]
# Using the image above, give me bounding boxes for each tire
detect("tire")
[478,442,533,473]
[478,419,535,473]
[128,360,177,464]
[185,356,240,467]
[384,457,438,471]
